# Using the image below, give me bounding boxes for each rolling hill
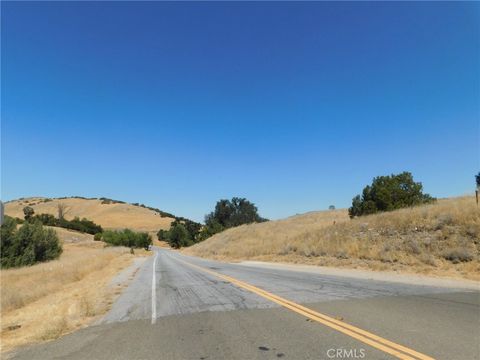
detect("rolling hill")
[4,197,175,233]
[185,196,480,280]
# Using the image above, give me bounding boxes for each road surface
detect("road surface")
[10,248,480,360]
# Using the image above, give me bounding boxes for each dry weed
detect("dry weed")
[185,196,479,280]
[0,240,146,353]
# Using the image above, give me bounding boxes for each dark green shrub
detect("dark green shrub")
[157,219,203,248]
[349,172,436,218]
[31,213,57,226]
[23,206,35,221]
[157,229,169,241]
[25,213,102,234]
[1,220,62,268]
[94,232,103,241]
[56,217,103,234]
[101,229,151,249]
[198,220,224,241]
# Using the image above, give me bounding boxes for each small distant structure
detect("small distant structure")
[0,200,4,226]
[328,205,335,210]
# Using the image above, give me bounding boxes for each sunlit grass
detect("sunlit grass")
[185,196,479,280]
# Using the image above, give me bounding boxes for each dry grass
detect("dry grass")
[48,226,94,243]
[185,196,480,280]
[5,197,173,232]
[0,238,149,353]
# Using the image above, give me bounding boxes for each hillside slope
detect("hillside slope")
[5,197,174,233]
[185,196,480,280]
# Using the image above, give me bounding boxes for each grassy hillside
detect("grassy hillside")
[185,196,480,280]
[5,197,174,233]
[1,238,148,352]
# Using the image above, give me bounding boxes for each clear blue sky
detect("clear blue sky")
[2,2,479,223]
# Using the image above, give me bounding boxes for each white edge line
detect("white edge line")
[151,251,158,324]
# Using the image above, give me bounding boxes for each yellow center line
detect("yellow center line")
[174,256,435,360]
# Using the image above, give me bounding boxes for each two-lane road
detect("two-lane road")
[11,248,480,360]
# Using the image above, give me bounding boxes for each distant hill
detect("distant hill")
[5,197,176,233]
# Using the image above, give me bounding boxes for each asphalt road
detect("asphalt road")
[11,248,480,360]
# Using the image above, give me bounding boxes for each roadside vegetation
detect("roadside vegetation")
[185,196,479,279]
[1,217,62,268]
[1,240,147,353]
[4,197,175,234]
[186,172,479,280]
[98,229,152,249]
[157,219,202,248]
[158,197,266,248]
[20,204,103,235]
[348,172,435,217]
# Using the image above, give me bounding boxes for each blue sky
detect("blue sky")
[2,2,479,222]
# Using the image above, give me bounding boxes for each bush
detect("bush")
[94,232,103,241]
[1,219,62,268]
[23,206,35,221]
[442,248,474,264]
[31,213,57,226]
[157,218,204,248]
[157,229,169,241]
[101,229,151,249]
[56,217,103,234]
[198,220,224,241]
[349,172,435,218]
[99,197,125,205]
[27,213,103,235]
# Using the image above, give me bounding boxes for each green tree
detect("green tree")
[349,172,435,218]
[199,197,267,241]
[206,197,266,228]
[23,206,35,221]
[157,229,169,242]
[167,222,192,249]
[198,219,224,241]
[0,217,17,263]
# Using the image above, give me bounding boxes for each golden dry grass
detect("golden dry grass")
[185,196,480,280]
[48,226,94,243]
[0,239,149,353]
[5,197,174,232]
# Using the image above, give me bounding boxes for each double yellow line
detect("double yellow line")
[175,257,434,360]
